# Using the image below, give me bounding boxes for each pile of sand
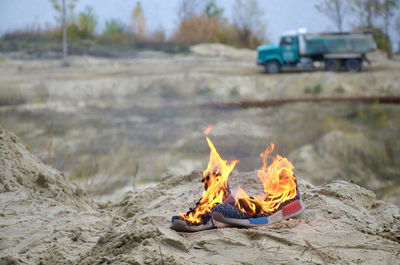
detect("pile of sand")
[1,129,399,264]
[0,129,111,264]
[289,130,398,201]
[190,43,256,60]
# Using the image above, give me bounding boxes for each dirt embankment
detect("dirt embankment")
[1,129,399,264]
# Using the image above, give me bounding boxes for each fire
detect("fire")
[235,143,297,216]
[178,125,296,223]
[203,123,213,135]
[179,126,238,223]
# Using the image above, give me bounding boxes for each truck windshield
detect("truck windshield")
[280,37,292,46]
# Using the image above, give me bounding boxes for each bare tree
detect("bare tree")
[49,0,77,66]
[232,0,266,47]
[176,0,206,22]
[351,0,399,58]
[397,14,400,51]
[378,0,398,58]
[380,0,398,36]
[316,0,348,32]
[351,0,380,28]
[205,0,224,19]
[131,1,147,38]
[61,0,68,66]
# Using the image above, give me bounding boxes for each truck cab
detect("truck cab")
[257,34,302,74]
[279,35,300,63]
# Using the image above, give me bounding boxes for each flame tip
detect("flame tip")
[203,124,213,135]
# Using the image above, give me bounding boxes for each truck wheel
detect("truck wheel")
[325,59,341,72]
[265,61,280,74]
[345,59,362,72]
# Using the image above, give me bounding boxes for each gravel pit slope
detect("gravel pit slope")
[0,129,399,264]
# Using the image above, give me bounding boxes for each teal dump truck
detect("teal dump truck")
[257,31,376,73]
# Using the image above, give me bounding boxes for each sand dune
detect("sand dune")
[1,129,399,264]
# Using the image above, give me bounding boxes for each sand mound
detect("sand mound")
[81,172,400,265]
[0,129,91,208]
[289,130,398,202]
[190,43,256,59]
[0,129,110,264]
[1,129,399,264]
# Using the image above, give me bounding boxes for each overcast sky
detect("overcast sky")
[0,0,398,47]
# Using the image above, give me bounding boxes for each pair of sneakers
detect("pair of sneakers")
[170,182,305,232]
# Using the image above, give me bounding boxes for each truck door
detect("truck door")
[280,36,299,63]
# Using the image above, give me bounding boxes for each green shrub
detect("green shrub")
[102,19,126,42]
[305,84,323,95]
[77,6,97,39]
[370,27,392,56]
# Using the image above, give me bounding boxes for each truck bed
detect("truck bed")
[304,33,376,56]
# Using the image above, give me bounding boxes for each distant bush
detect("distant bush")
[145,28,166,43]
[2,23,56,40]
[3,1,268,56]
[172,0,265,49]
[305,84,323,95]
[102,19,127,42]
[172,13,262,48]
[232,0,266,48]
[0,25,58,53]
[173,14,222,44]
[49,6,98,40]
[369,27,392,56]
[77,6,97,39]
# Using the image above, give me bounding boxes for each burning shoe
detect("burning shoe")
[212,186,305,227]
[213,143,305,227]
[170,192,235,232]
[170,131,238,232]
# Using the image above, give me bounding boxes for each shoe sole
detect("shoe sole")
[170,219,214,232]
[170,219,232,232]
[212,198,305,227]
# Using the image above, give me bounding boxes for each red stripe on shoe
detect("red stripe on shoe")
[223,194,235,204]
[282,200,302,217]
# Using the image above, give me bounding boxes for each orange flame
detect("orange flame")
[178,136,238,223]
[203,124,213,135]
[235,143,297,216]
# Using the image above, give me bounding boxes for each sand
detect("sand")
[1,128,399,264]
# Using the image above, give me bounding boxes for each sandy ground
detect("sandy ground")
[1,129,399,264]
[0,44,399,205]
